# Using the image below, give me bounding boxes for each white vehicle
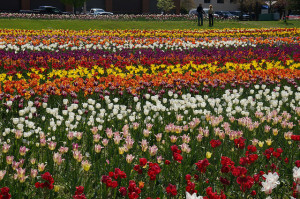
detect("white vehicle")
[90,8,113,15]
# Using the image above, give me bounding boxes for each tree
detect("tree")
[241,0,263,12]
[60,0,87,14]
[181,0,195,12]
[157,0,176,14]
[274,0,300,21]
[289,0,300,10]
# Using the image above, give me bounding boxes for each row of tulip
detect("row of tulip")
[1,81,300,198]
[1,39,298,53]
[0,28,299,38]
[0,45,299,75]
[0,83,299,198]
[0,13,235,21]
[0,28,299,198]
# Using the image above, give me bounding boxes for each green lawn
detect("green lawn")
[0,18,299,30]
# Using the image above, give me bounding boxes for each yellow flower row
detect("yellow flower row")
[0,28,299,38]
[0,60,298,83]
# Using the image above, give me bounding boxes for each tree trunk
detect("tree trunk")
[74,4,77,15]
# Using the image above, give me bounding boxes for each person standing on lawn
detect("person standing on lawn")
[197,4,205,26]
[208,5,214,27]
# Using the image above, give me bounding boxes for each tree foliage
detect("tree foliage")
[181,0,195,11]
[286,0,300,10]
[241,0,264,12]
[157,0,176,14]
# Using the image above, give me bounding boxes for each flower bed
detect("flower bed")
[0,13,223,21]
[0,28,299,199]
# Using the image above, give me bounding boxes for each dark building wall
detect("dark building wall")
[0,1,21,12]
[86,0,105,11]
[149,0,160,13]
[30,0,66,10]
[113,0,142,14]
[0,0,179,14]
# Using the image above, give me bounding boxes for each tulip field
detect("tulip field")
[0,27,299,199]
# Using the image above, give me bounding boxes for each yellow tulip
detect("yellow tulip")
[206,152,212,159]
[258,141,264,148]
[119,147,125,155]
[54,185,60,192]
[265,139,272,146]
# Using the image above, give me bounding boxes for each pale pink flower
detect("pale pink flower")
[157,156,164,163]
[40,138,46,146]
[15,130,23,139]
[67,132,74,140]
[169,135,178,143]
[140,139,148,152]
[30,169,38,178]
[0,170,6,180]
[94,144,103,153]
[126,154,135,163]
[91,126,98,134]
[181,134,190,143]
[76,132,83,140]
[180,143,191,153]
[149,145,158,156]
[133,122,139,130]
[102,138,109,146]
[146,123,153,130]
[155,133,162,142]
[2,143,10,153]
[93,134,101,142]
[113,134,122,145]
[106,128,113,138]
[6,156,14,164]
[143,129,151,137]
[48,141,57,150]
[38,163,46,172]
[19,146,29,156]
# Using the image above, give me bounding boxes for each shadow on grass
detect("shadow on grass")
[281,21,294,26]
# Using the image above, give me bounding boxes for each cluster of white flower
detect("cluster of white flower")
[186,192,203,199]
[261,172,280,195]
[0,84,298,148]
[2,38,296,53]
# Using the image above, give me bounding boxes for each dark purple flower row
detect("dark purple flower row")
[0,44,299,73]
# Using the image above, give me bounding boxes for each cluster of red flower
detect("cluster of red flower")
[134,158,147,174]
[263,147,283,160]
[73,186,86,199]
[0,187,11,199]
[147,163,161,181]
[171,145,183,163]
[35,172,54,190]
[133,158,161,181]
[101,175,118,188]
[205,187,226,199]
[291,135,300,141]
[234,137,246,149]
[119,180,142,199]
[210,139,222,148]
[239,145,259,166]
[195,159,210,173]
[185,174,197,194]
[166,184,177,196]
[109,168,127,180]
